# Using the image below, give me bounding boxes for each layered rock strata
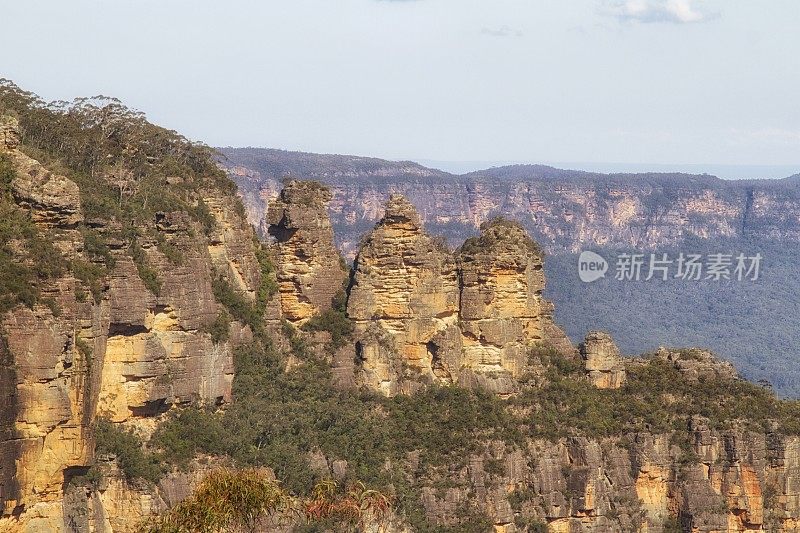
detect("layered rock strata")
[266,180,347,324]
[457,219,576,395]
[344,196,575,396]
[346,194,461,395]
[580,331,627,389]
[0,116,270,532]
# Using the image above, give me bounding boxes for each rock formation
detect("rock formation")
[580,331,626,389]
[222,147,800,258]
[347,194,461,395]
[266,180,347,324]
[345,197,575,396]
[457,218,576,395]
[5,103,800,532]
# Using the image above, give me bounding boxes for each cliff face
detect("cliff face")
[580,331,626,389]
[433,417,800,532]
[0,116,269,532]
[221,148,800,256]
[2,100,800,532]
[457,219,576,393]
[266,180,347,324]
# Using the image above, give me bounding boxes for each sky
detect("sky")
[1,0,799,177]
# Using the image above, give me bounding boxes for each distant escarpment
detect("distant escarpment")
[221,147,800,256]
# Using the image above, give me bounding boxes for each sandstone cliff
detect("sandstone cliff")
[346,194,461,395]
[580,331,626,389]
[221,147,800,257]
[0,109,272,532]
[4,84,800,533]
[266,180,347,324]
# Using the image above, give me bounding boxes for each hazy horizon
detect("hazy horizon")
[222,146,800,180]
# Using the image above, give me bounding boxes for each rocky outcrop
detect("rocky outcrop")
[347,194,461,395]
[343,196,575,396]
[266,180,347,324]
[0,116,269,531]
[0,116,19,150]
[580,331,626,389]
[655,346,739,383]
[457,219,575,395]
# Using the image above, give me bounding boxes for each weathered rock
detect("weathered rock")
[0,116,20,150]
[0,115,82,244]
[341,201,578,396]
[580,331,626,389]
[655,347,739,382]
[0,303,92,527]
[223,148,800,261]
[0,141,269,531]
[457,218,576,395]
[267,180,347,324]
[347,194,460,395]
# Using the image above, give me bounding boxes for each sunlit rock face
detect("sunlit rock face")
[347,194,461,395]
[0,115,266,531]
[457,218,575,396]
[266,180,347,325]
[580,331,626,389]
[343,195,575,397]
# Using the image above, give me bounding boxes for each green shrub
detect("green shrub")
[151,408,229,468]
[155,233,184,265]
[192,198,216,235]
[141,469,292,533]
[0,154,66,312]
[94,418,162,484]
[212,275,258,330]
[202,311,231,344]
[71,259,106,302]
[302,307,354,350]
[75,337,93,366]
[254,241,278,314]
[129,240,162,296]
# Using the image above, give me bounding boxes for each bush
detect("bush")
[129,240,162,296]
[151,408,229,468]
[0,154,66,312]
[212,276,259,330]
[254,241,278,314]
[94,418,162,484]
[202,311,231,344]
[155,233,184,265]
[71,259,106,302]
[141,469,292,533]
[302,307,354,350]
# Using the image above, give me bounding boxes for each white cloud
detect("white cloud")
[603,0,717,24]
[481,25,523,38]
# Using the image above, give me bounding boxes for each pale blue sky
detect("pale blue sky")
[2,0,799,175]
